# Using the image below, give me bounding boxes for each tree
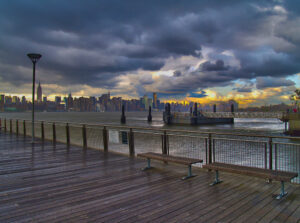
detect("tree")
[290,89,300,109]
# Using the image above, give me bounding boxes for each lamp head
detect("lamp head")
[27,53,42,63]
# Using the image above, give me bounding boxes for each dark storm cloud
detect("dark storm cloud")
[200,60,228,71]
[0,0,299,96]
[156,70,234,93]
[256,77,295,89]
[173,71,182,77]
[188,91,208,98]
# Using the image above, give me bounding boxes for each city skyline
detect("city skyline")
[0,1,300,107]
[1,82,246,113]
[0,82,241,112]
[0,82,296,108]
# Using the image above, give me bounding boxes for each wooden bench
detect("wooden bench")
[137,152,203,180]
[203,162,298,199]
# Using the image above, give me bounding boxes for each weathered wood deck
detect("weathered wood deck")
[0,132,299,223]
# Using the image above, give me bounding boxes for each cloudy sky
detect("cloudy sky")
[0,0,299,107]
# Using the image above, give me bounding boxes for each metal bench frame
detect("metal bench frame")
[138,153,202,180]
[204,163,297,200]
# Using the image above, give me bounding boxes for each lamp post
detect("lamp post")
[27,53,42,143]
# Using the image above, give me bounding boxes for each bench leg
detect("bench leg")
[182,165,196,180]
[142,158,153,171]
[276,181,288,200]
[210,170,222,186]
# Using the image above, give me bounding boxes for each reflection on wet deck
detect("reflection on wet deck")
[0,133,299,222]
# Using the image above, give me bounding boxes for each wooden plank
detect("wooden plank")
[257,187,298,222]
[286,206,300,223]
[0,132,299,222]
[230,184,287,222]
[271,198,300,223]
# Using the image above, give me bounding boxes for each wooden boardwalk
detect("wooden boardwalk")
[0,132,299,223]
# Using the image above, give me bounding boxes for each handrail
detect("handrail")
[1,117,299,184]
[5,118,300,140]
[212,137,269,144]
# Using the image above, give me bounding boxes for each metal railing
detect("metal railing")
[1,118,299,183]
[172,111,285,119]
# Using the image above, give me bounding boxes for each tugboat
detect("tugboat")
[163,103,234,125]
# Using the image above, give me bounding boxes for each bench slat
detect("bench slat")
[137,152,203,165]
[203,162,298,182]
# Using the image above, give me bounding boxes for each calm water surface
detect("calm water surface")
[0,111,286,135]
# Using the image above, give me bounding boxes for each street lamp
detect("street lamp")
[27,53,42,143]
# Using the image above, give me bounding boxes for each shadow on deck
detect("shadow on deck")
[0,132,299,222]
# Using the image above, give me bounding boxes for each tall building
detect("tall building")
[55,96,61,104]
[148,98,153,109]
[0,94,4,103]
[22,96,27,104]
[12,96,19,104]
[37,81,42,103]
[0,95,4,112]
[67,93,73,110]
[228,100,239,112]
[153,93,157,108]
[142,95,148,110]
[5,96,12,104]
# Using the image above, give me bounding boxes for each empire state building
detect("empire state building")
[37,82,42,103]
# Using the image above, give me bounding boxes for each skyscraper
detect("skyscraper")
[55,96,61,104]
[67,93,73,110]
[142,95,148,109]
[22,96,26,104]
[153,93,157,108]
[37,81,42,103]
[0,94,4,103]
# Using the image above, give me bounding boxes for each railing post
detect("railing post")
[9,119,12,134]
[162,130,168,155]
[274,143,277,171]
[66,123,70,146]
[52,122,56,144]
[269,137,273,170]
[208,133,212,164]
[23,120,26,136]
[264,142,267,169]
[4,119,7,132]
[82,124,87,149]
[205,138,208,164]
[41,121,45,141]
[212,139,215,163]
[16,120,19,136]
[103,126,108,152]
[128,128,135,156]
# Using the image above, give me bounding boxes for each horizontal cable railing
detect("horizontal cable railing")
[1,118,299,183]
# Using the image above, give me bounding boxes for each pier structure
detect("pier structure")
[164,106,299,134]
[121,104,126,124]
[285,113,300,135]
[204,111,300,135]
[164,103,234,125]
[202,111,286,119]
[0,118,299,222]
[147,106,152,122]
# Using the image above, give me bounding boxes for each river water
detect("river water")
[0,111,286,135]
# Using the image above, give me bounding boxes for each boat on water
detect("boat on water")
[163,103,234,125]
